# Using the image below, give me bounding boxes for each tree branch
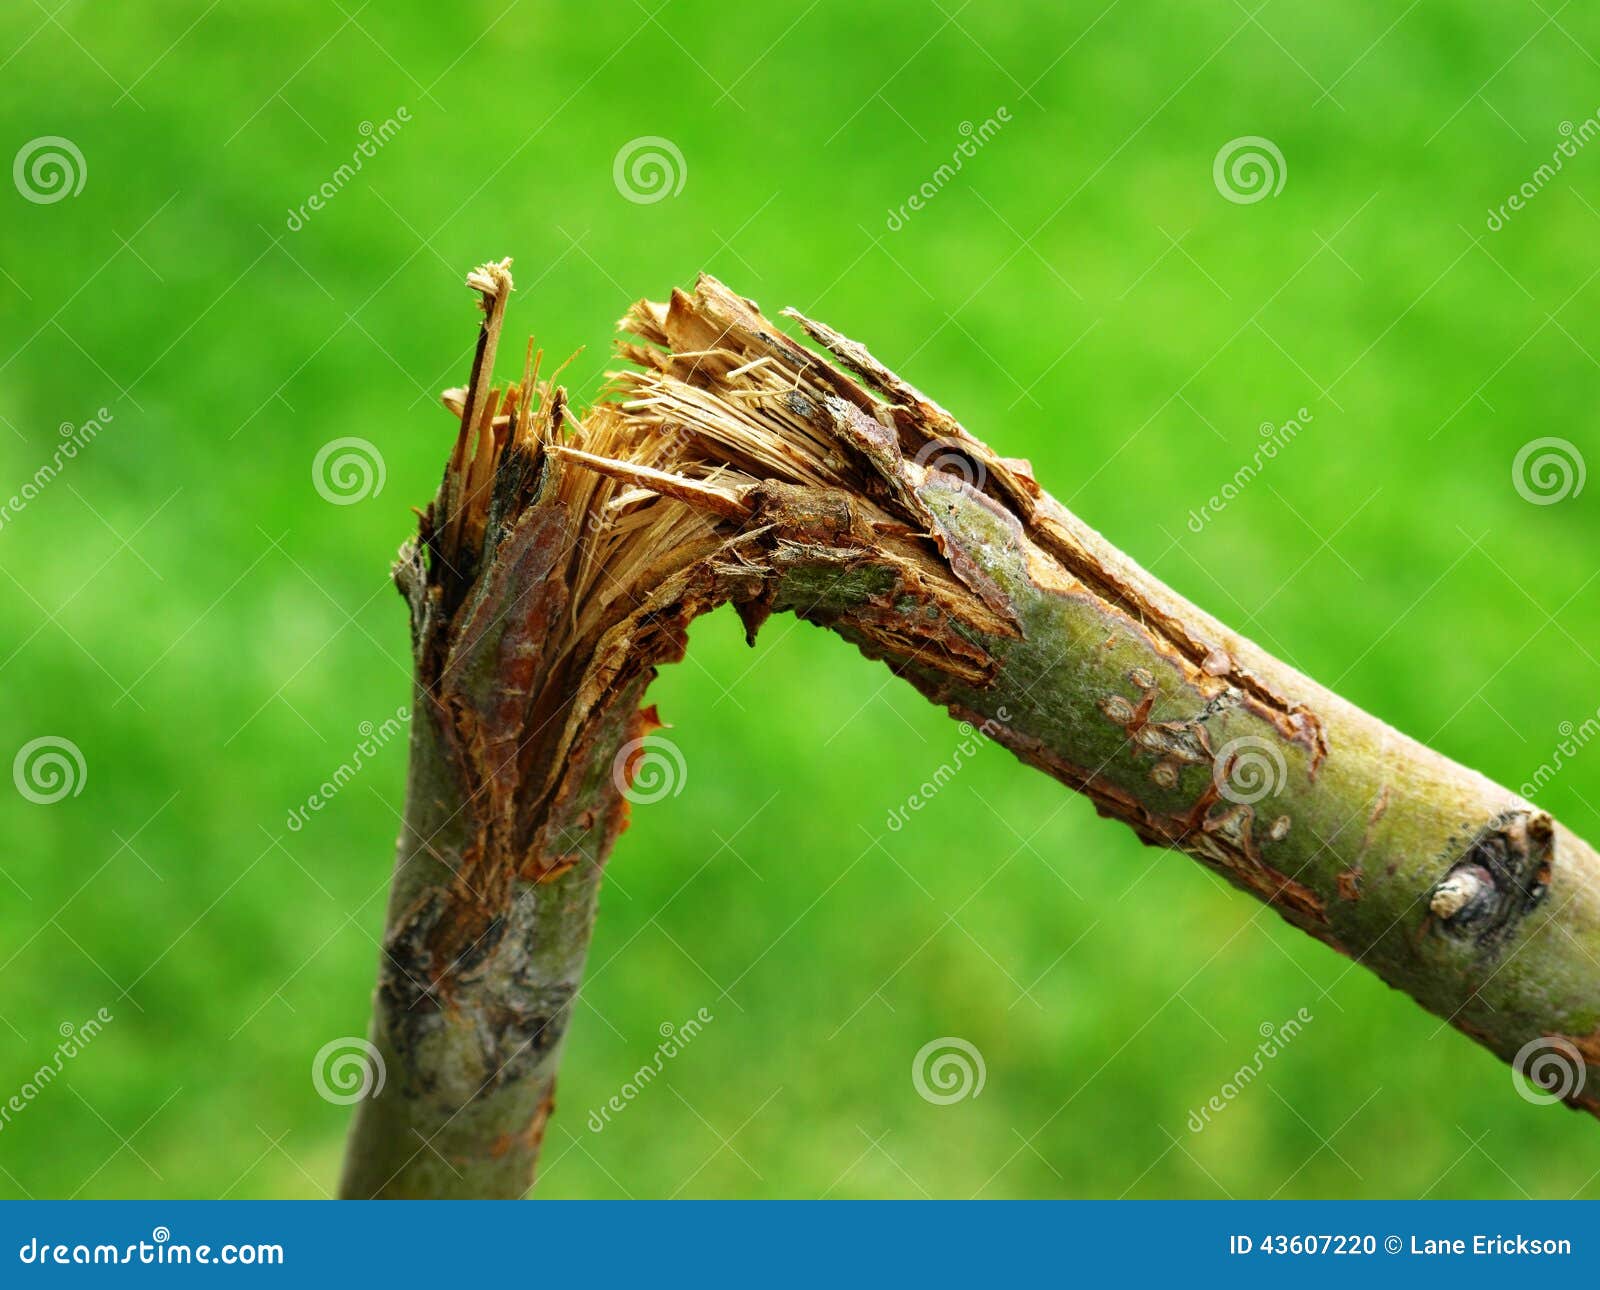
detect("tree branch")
[341,262,1600,1199]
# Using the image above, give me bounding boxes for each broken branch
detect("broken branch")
[340,263,1600,1200]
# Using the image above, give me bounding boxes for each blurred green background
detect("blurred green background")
[3,0,1599,1199]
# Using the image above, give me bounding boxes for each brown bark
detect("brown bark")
[341,262,1600,1199]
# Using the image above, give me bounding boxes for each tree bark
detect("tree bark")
[341,262,1600,1199]
[340,262,658,1198]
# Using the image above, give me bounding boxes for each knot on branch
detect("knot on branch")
[1428,809,1554,948]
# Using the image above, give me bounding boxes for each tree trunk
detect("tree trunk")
[340,261,1600,1199]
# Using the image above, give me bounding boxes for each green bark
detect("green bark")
[341,265,1599,1201]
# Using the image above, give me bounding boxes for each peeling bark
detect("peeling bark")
[342,262,1600,1199]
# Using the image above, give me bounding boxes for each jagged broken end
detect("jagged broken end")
[397,262,1039,883]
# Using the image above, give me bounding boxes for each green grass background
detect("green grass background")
[3,0,1599,1198]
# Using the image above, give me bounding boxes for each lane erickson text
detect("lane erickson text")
[1230,1233,1572,1256]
